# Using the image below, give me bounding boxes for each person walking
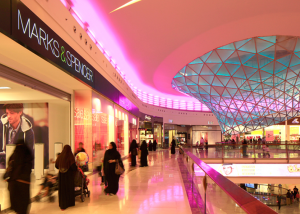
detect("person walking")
[171,139,176,154]
[129,140,138,167]
[103,142,124,195]
[277,193,282,210]
[291,191,294,204]
[286,190,291,205]
[153,140,157,151]
[95,143,105,185]
[55,145,77,210]
[149,140,153,151]
[140,140,149,167]
[242,139,247,157]
[7,139,33,214]
[294,186,299,202]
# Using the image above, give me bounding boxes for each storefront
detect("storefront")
[139,112,163,147]
[0,1,139,174]
[192,125,222,145]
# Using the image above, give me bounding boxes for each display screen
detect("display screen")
[245,183,255,188]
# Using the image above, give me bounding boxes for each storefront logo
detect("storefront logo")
[17,9,93,83]
[145,115,151,121]
[288,165,300,173]
[292,118,299,124]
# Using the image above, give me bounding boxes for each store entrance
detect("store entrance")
[0,76,70,175]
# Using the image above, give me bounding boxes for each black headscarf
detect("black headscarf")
[56,145,75,173]
[140,140,147,150]
[130,140,137,150]
[108,142,117,152]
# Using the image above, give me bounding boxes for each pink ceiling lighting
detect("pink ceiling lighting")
[59,0,209,112]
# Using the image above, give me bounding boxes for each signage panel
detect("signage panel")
[194,164,300,177]
[0,0,11,34]
[11,1,95,87]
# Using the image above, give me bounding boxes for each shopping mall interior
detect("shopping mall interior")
[1,0,300,213]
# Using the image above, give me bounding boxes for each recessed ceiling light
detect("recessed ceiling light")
[0,87,11,89]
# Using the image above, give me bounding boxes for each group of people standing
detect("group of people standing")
[129,139,159,167]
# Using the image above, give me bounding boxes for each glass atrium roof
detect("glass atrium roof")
[172,36,300,134]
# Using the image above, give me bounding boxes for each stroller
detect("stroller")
[34,173,59,202]
[74,165,90,202]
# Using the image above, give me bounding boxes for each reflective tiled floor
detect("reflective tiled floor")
[3,150,192,214]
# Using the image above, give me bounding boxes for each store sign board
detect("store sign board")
[194,164,300,177]
[266,130,274,141]
[145,115,151,121]
[0,0,11,34]
[11,2,95,87]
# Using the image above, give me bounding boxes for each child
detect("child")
[95,144,106,186]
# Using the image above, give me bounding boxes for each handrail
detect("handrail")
[180,147,278,214]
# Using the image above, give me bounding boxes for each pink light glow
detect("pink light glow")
[60,0,211,112]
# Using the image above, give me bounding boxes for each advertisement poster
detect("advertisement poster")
[194,164,300,177]
[0,103,49,168]
[266,130,274,141]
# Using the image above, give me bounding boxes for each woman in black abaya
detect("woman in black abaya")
[129,140,138,166]
[8,140,33,214]
[149,140,153,151]
[103,142,123,195]
[171,139,176,154]
[153,140,157,151]
[55,145,77,210]
[140,140,148,167]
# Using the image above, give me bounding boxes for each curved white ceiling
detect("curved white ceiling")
[61,0,300,106]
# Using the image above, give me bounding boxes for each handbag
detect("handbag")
[297,193,300,198]
[115,160,125,175]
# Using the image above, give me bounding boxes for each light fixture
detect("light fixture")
[0,87,11,89]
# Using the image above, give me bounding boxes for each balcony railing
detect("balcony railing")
[179,146,278,214]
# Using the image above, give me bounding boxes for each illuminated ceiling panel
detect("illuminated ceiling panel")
[172,36,300,134]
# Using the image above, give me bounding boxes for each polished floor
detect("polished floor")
[3,150,192,214]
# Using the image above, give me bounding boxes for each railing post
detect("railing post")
[285,140,289,163]
[254,142,256,163]
[222,143,224,163]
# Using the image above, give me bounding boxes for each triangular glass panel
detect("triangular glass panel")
[174,72,184,78]
[275,45,291,59]
[206,63,222,74]
[258,36,276,43]
[276,54,292,67]
[235,38,252,49]
[248,80,260,90]
[289,64,300,75]
[217,65,230,76]
[200,51,212,62]
[200,64,214,75]
[216,49,235,62]
[174,77,186,86]
[276,36,294,42]
[210,87,219,96]
[218,76,231,86]
[199,85,211,94]
[218,43,235,50]
[222,89,231,97]
[185,66,198,76]
[274,61,287,74]
[290,54,300,67]
[253,84,264,94]
[185,78,197,86]
[212,77,224,87]
[261,61,274,74]
[239,39,256,53]
[294,38,300,52]
[201,75,214,84]
[225,64,240,75]
[227,88,238,97]
[213,86,225,96]
[186,76,199,85]
[198,76,210,85]
[286,69,297,80]
[255,38,274,52]
[233,66,246,78]
[259,45,275,59]
[244,55,259,68]
[260,70,273,81]
[189,58,203,64]
[187,85,199,93]
[274,76,284,86]
[240,81,251,91]
[233,77,246,88]
[238,51,255,64]
[277,38,297,52]
[275,69,287,79]
[257,55,273,68]
[226,78,238,88]
[249,72,261,82]
[243,66,257,78]
[206,51,222,63]
[188,64,203,74]
[225,52,241,64]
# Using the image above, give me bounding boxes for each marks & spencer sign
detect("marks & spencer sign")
[11,2,94,87]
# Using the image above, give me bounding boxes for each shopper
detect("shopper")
[75,142,86,156]
[149,140,153,151]
[103,142,124,195]
[278,184,282,194]
[7,139,33,214]
[286,190,291,205]
[291,191,294,204]
[277,193,282,210]
[171,139,176,154]
[140,140,149,167]
[55,145,77,210]
[294,186,299,202]
[242,139,247,157]
[95,143,105,185]
[153,140,157,151]
[129,140,138,167]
